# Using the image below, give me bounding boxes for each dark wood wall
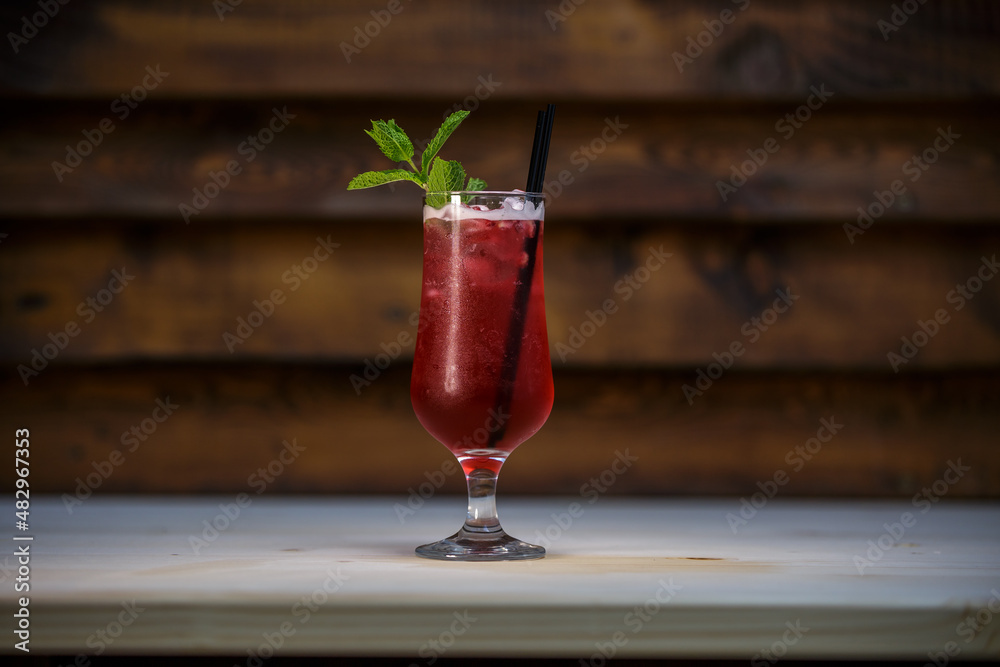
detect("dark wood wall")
[1,0,998,498]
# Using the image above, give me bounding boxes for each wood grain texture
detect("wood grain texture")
[2,221,999,367]
[1,365,996,497]
[14,497,1000,657]
[1,0,998,99]
[1,101,999,221]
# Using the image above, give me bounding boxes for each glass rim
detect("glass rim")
[423,190,546,199]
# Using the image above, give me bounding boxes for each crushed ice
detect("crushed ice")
[424,194,544,222]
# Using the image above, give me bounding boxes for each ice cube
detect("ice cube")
[506,196,525,211]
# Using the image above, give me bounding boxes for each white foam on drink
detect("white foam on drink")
[423,194,544,222]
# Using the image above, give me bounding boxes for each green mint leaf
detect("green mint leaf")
[420,110,469,177]
[461,177,488,203]
[364,119,414,163]
[428,158,466,193]
[348,111,485,196]
[347,169,424,190]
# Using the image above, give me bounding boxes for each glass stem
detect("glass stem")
[463,467,503,534]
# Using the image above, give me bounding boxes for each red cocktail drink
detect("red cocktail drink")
[412,191,551,560]
[411,208,553,473]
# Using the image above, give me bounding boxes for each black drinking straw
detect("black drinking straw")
[526,104,555,193]
[488,105,555,447]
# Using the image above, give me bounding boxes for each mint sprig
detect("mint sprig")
[347,111,487,203]
[428,158,466,193]
[420,111,467,176]
[347,169,423,190]
[365,119,413,163]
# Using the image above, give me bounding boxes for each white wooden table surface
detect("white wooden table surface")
[5,496,1000,659]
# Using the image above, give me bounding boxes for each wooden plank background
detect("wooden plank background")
[1,0,998,497]
[2,103,1000,221]
[2,0,998,98]
[4,366,997,497]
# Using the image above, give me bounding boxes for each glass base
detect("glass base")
[416,525,545,561]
